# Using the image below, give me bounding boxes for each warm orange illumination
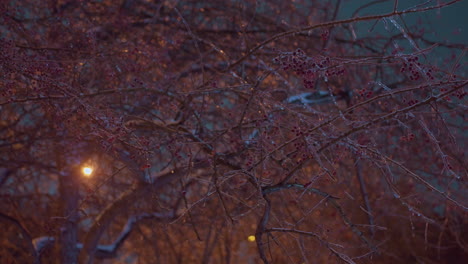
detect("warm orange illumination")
[82,167,93,176]
[248,235,255,242]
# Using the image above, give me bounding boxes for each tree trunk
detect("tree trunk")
[59,170,79,264]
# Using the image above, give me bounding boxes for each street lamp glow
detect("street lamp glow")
[82,167,93,176]
[247,235,255,242]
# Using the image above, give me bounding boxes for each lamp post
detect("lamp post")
[59,168,80,264]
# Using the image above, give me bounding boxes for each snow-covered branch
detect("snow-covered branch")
[32,236,55,253]
[32,212,176,260]
[91,212,177,259]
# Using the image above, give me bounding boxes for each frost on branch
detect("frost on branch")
[1,0,467,263]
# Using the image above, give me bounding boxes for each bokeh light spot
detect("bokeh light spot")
[83,167,93,176]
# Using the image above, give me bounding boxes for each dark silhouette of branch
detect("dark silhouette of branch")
[256,195,271,264]
[0,212,39,264]
[92,212,178,259]
[355,159,375,236]
[265,228,356,264]
[79,165,190,264]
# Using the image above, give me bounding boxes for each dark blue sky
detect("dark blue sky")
[338,0,467,44]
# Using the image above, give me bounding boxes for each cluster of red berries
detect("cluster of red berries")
[453,89,466,100]
[245,154,254,167]
[291,126,307,137]
[400,56,434,81]
[400,133,415,142]
[407,99,419,106]
[140,164,151,170]
[440,87,466,101]
[273,49,345,89]
[357,88,373,98]
[320,29,329,42]
[273,48,308,72]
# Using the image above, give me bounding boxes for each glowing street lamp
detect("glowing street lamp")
[247,235,256,242]
[82,166,93,177]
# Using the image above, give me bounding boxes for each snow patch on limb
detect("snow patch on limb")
[92,212,177,258]
[33,212,176,259]
[32,236,55,253]
[78,164,194,264]
[288,91,327,104]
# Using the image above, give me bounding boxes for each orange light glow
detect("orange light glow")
[82,167,93,176]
